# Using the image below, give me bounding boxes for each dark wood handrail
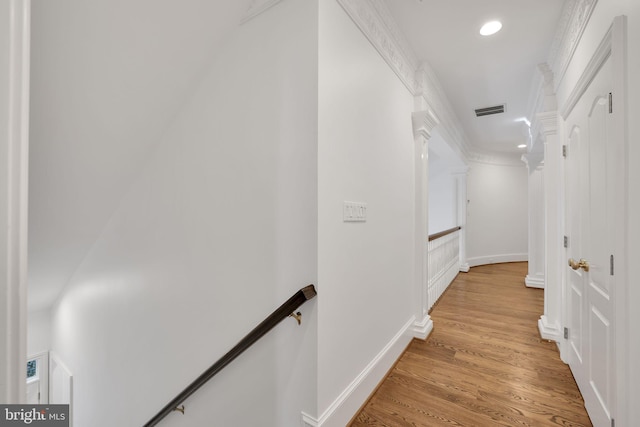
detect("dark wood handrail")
[428,226,461,242]
[143,284,317,427]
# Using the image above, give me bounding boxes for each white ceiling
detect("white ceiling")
[385,0,565,154]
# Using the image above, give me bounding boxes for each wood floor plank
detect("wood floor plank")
[349,262,592,426]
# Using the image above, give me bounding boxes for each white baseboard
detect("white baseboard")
[467,253,528,267]
[525,274,545,288]
[459,263,470,273]
[301,412,318,427]
[310,316,415,427]
[538,315,562,342]
[411,314,433,340]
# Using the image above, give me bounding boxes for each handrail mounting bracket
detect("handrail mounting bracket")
[289,311,302,325]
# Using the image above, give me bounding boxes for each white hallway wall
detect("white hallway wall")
[429,172,457,234]
[48,1,319,426]
[428,130,467,235]
[466,161,528,266]
[553,0,640,423]
[317,0,416,424]
[27,309,50,357]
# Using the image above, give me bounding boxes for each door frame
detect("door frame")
[559,15,628,425]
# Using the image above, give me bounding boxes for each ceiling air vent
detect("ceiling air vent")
[474,104,505,117]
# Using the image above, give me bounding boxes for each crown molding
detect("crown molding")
[527,0,595,148]
[536,111,559,140]
[240,0,285,24]
[560,19,613,119]
[412,110,439,140]
[416,64,475,163]
[337,0,475,164]
[521,151,544,171]
[546,0,598,92]
[466,152,526,167]
[336,0,419,94]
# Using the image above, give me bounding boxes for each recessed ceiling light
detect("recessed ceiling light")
[518,144,527,149]
[480,21,502,36]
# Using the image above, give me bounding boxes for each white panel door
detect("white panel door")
[564,56,614,427]
[26,379,40,404]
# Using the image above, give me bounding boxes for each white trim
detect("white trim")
[240,0,285,24]
[610,16,629,427]
[416,66,474,162]
[301,412,318,427]
[336,0,479,165]
[315,317,415,427]
[557,17,629,425]
[466,253,528,268]
[525,275,545,289]
[527,0,598,133]
[411,315,433,341]
[1,0,30,404]
[49,352,73,427]
[411,110,439,141]
[538,315,563,342]
[336,0,418,94]
[559,25,612,119]
[459,263,470,273]
[26,351,48,404]
[548,0,599,92]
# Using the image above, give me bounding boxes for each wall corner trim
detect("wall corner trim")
[316,316,415,426]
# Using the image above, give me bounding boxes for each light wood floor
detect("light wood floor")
[350,262,592,427]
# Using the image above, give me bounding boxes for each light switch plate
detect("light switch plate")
[343,201,367,222]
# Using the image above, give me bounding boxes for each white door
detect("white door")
[26,379,40,404]
[26,353,49,404]
[564,55,615,426]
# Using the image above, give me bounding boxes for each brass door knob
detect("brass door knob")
[568,258,590,272]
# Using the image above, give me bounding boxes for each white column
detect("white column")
[537,111,563,344]
[522,155,545,288]
[0,0,30,403]
[410,108,438,339]
[453,169,469,272]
